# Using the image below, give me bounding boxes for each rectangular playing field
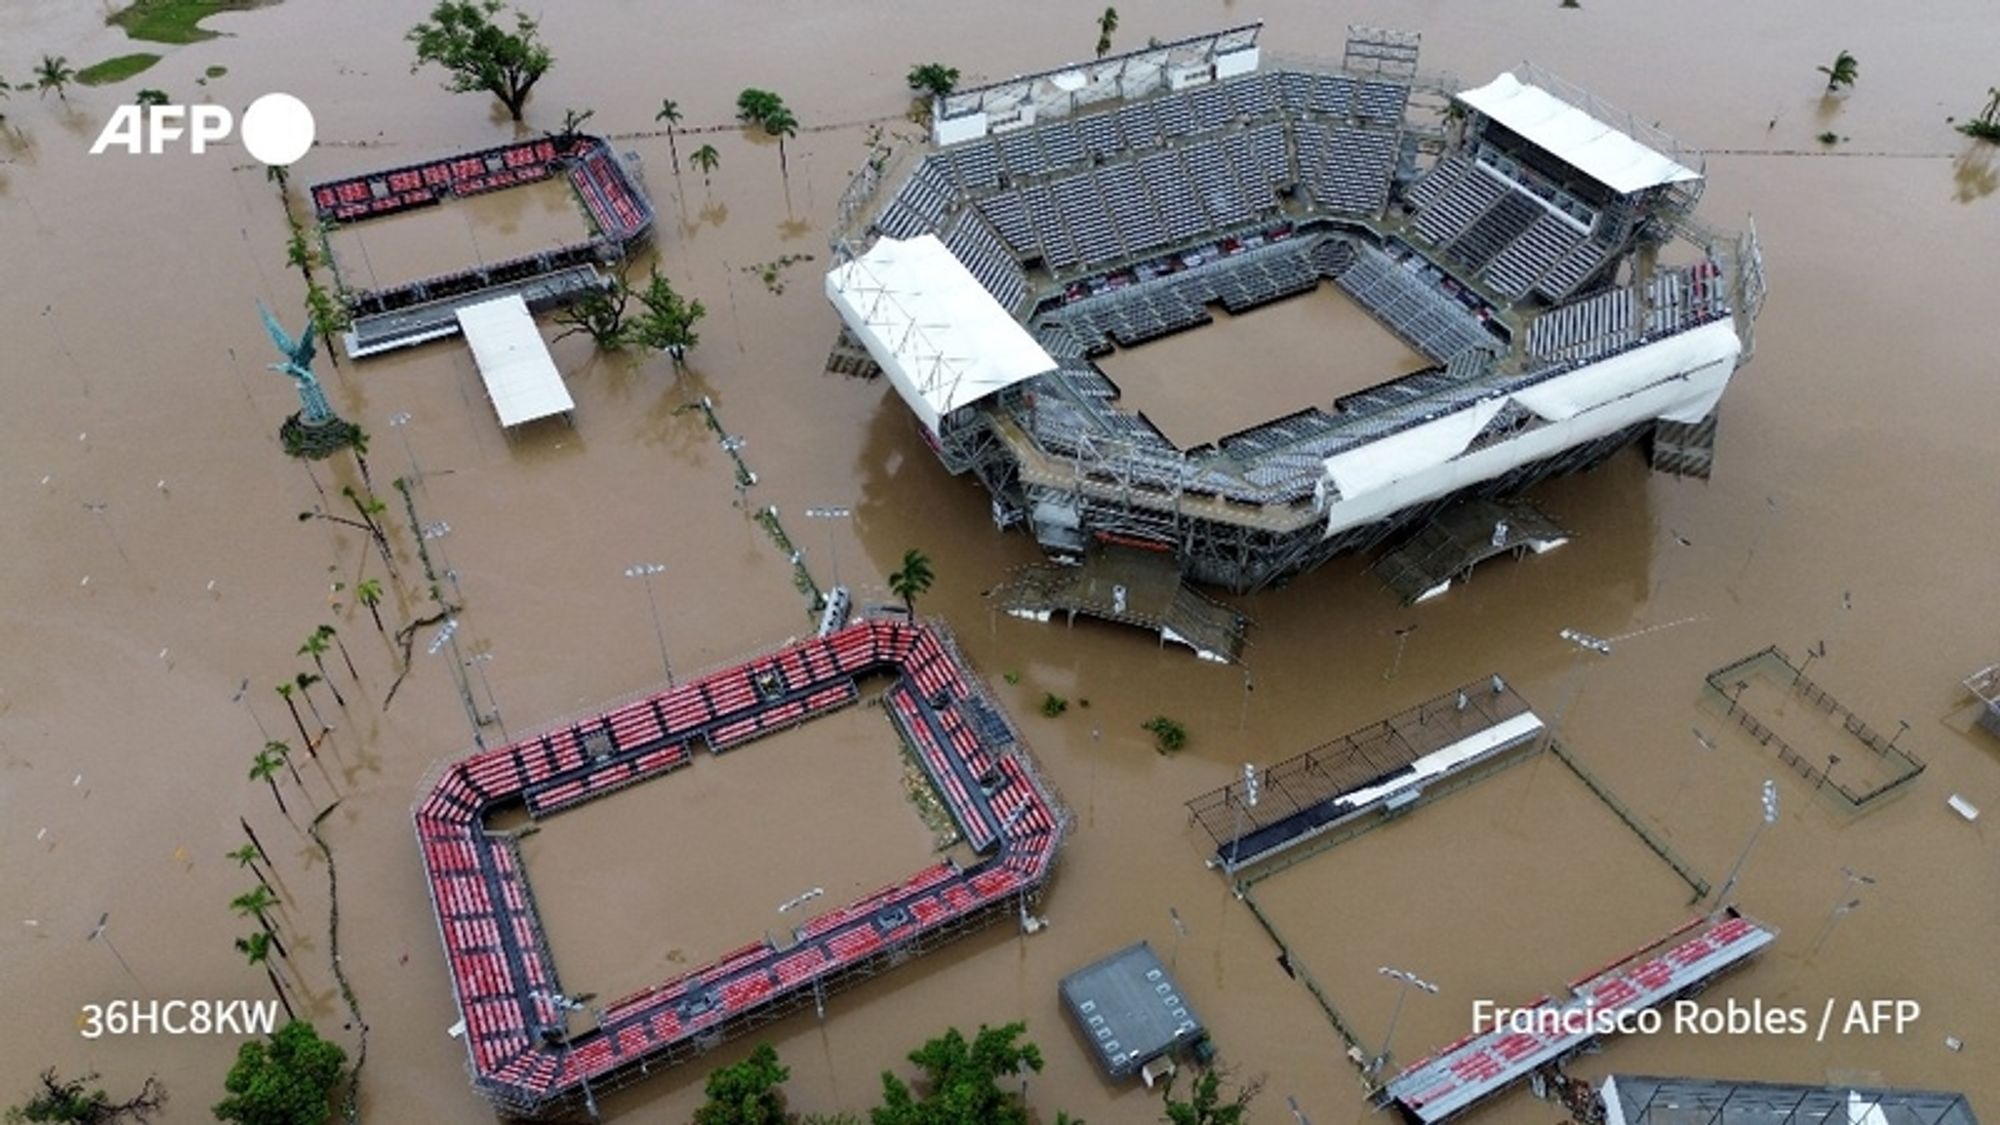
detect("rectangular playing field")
[325,176,595,292]
[516,702,940,1006]
[1094,283,1432,449]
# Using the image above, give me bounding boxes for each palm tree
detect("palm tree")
[907,63,961,99]
[266,739,304,788]
[356,578,388,639]
[236,932,297,1020]
[135,88,169,107]
[274,682,312,747]
[689,143,721,191]
[294,672,331,731]
[227,843,272,890]
[229,886,282,940]
[318,623,359,682]
[1817,50,1858,92]
[764,104,799,182]
[888,548,935,616]
[1096,7,1120,58]
[35,55,75,102]
[298,632,346,709]
[249,749,291,819]
[0,76,10,125]
[656,97,683,171]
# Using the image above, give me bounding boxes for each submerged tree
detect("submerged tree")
[35,55,76,102]
[888,548,934,616]
[211,1021,346,1125]
[1817,50,1859,92]
[1960,86,2000,142]
[407,0,553,123]
[906,63,960,99]
[625,269,706,366]
[552,274,631,349]
[656,97,683,170]
[693,1043,790,1125]
[355,578,388,639]
[1161,1068,1263,1125]
[1095,7,1120,58]
[134,88,169,107]
[873,1023,1044,1125]
[4,1068,166,1124]
[690,143,722,190]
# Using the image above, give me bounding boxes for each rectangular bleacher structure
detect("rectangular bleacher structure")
[414,619,1064,1117]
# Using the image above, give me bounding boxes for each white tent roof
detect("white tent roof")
[825,235,1055,434]
[1458,73,1700,196]
[455,295,574,428]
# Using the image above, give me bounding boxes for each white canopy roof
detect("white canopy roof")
[455,295,574,428]
[825,234,1055,434]
[1458,73,1701,196]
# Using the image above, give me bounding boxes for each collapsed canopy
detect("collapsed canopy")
[1457,72,1701,196]
[825,234,1056,434]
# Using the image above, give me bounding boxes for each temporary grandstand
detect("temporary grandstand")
[1377,910,1777,1125]
[312,132,654,357]
[826,25,1765,592]
[1599,1075,1980,1125]
[412,618,1068,1119]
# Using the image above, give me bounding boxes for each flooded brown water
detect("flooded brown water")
[2,1,1997,1123]
[1096,285,1430,448]
[519,703,938,1005]
[326,177,597,291]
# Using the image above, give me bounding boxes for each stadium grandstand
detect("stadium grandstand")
[825,25,1766,592]
[412,617,1068,1119]
[311,133,654,357]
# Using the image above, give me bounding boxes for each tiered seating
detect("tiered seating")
[976,190,1037,255]
[997,131,1047,180]
[1443,191,1542,274]
[1525,285,1635,361]
[1075,112,1123,160]
[1335,244,1499,361]
[1305,74,1353,116]
[897,157,955,227]
[1116,103,1161,150]
[1482,213,1585,300]
[1226,72,1281,117]
[1022,184,1079,269]
[943,212,1030,310]
[1185,139,1252,228]
[570,145,650,241]
[1300,124,1397,216]
[1354,80,1408,124]
[1096,162,1165,256]
[1153,93,1196,138]
[1189,84,1233,131]
[1248,122,1292,189]
[1401,155,1472,212]
[1051,174,1121,265]
[1038,120,1085,169]
[1412,164,1508,246]
[1535,236,1619,302]
[949,140,1002,192]
[1140,151,1211,244]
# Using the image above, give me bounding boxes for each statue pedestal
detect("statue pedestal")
[280,413,362,461]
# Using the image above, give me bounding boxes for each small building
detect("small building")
[1602,1074,1979,1125]
[1059,941,1208,1085]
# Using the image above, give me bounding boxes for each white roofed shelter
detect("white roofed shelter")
[455,294,575,428]
[1457,73,1701,196]
[825,235,1056,434]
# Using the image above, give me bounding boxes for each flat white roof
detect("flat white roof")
[454,295,574,428]
[1458,72,1701,196]
[825,234,1055,434]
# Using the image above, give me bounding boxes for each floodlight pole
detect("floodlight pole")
[1714,779,1779,906]
[805,506,852,590]
[1370,965,1439,1075]
[624,564,674,686]
[428,618,484,751]
[388,411,425,494]
[531,990,600,1121]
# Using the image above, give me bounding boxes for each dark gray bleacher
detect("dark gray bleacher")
[1412,164,1507,246]
[1354,80,1407,124]
[1052,173,1121,265]
[1443,191,1541,274]
[1483,213,1584,300]
[1097,162,1166,257]
[942,211,1029,311]
[977,189,1037,255]
[1023,183,1079,268]
[1185,139,1252,228]
[1141,151,1212,244]
[1189,84,1233,131]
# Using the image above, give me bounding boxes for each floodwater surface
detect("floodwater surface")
[1096,283,1433,448]
[1,1,1996,1123]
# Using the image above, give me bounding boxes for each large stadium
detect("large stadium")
[826,25,1766,592]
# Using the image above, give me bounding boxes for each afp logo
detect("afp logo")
[90,92,315,164]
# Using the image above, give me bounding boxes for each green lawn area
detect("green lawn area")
[109,0,264,45]
[77,53,163,86]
